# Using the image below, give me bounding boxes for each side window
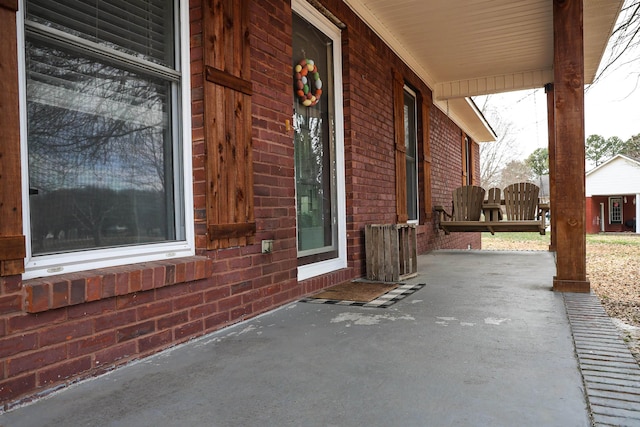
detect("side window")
[22,0,193,278]
[394,74,429,224]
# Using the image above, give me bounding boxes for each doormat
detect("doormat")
[312,281,398,302]
[301,282,425,308]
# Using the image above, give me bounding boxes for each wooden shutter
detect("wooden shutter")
[468,138,477,185]
[0,0,26,276]
[418,92,432,221]
[461,134,477,186]
[393,70,408,224]
[203,0,255,249]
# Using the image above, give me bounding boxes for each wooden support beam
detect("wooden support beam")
[552,0,589,292]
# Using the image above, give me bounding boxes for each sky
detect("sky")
[474,44,640,160]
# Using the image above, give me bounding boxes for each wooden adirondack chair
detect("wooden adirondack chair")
[451,185,485,221]
[434,185,486,234]
[503,182,539,220]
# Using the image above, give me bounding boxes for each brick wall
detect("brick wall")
[0,0,482,407]
[1,258,215,405]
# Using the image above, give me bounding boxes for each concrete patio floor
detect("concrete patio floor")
[2,250,633,426]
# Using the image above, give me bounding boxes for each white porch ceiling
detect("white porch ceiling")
[343,0,623,141]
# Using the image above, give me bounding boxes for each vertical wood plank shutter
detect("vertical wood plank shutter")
[469,139,476,185]
[418,92,432,221]
[0,0,26,276]
[203,0,255,249]
[393,70,408,224]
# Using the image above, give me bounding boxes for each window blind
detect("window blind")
[26,0,174,67]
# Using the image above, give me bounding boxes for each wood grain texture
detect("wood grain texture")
[365,224,417,282]
[419,92,433,221]
[552,0,589,291]
[0,5,25,275]
[203,0,255,250]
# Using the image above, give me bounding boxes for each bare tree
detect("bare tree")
[499,160,534,189]
[26,40,172,253]
[592,0,640,85]
[476,97,523,188]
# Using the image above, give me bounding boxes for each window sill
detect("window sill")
[23,256,211,313]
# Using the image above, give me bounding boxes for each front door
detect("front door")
[292,2,346,280]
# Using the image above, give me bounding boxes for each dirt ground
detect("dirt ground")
[482,233,640,363]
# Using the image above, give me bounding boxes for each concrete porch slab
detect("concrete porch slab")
[0,251,595,426]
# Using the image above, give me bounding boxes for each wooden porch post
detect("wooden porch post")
[0,0,26,276]
[545,83,556,252]
[552,0,589,292]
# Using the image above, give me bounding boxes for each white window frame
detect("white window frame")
[293,0,347,281]
[18,0,194,280]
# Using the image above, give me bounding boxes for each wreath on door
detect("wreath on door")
[294,58,323,107]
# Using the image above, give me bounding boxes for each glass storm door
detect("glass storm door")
[292,12,338,265]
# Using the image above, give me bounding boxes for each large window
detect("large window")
[21,0,193,278]
[292,1,346,279]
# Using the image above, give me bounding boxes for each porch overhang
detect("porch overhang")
[344,0,623,142]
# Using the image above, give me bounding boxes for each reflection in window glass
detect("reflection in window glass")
[24,0,182,256]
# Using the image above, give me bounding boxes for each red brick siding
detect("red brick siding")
[250,0,299,299]
[190,0,207,253]
[586,196,598,234]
